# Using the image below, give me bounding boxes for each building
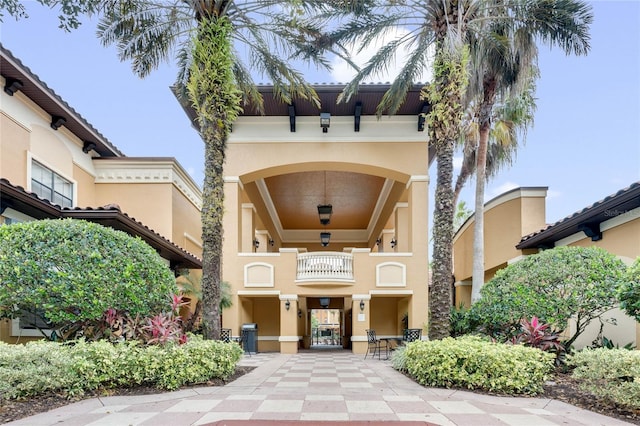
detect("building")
[1,45,434,353]
[453,183,640,348]
[178,84,433,354]
[0,44,203,343]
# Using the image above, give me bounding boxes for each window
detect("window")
[31,160,73,207]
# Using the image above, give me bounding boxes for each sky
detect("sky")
[1,1,639,228]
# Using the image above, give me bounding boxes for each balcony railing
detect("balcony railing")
[296,252,353,281]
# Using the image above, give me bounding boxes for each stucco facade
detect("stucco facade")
[453,183,640,349]
[216,98,432,354]
[0,45,202,343]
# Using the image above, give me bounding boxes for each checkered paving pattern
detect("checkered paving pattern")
[6,351,633,426]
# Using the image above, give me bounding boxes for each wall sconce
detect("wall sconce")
[320,112,330,133]
[320,232,331,247]
[360,300,365,311]
[50,115,66,130]
[298,309,302,318]
[82,141,96,154]
[4,78,23,96]
[253,238,260,249]
[268,238,274,247]
[375,238,381,246]
[390,237,397,248]
[317,204,332,225]
[319,297,330,308]
[285,300,290,311]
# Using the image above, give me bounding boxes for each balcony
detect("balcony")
[296,252,353,281]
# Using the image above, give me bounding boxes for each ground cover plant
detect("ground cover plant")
[0,219,178,339]
[402,335,555,395]
[0,336,243,401]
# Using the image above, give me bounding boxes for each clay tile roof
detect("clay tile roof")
[517,181,640,249]
[0,44,124,158]
[1,178,201,269]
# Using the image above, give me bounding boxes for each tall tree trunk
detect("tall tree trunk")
[470,77,496,303]
[189,17,241,340]
[427,40,469,340]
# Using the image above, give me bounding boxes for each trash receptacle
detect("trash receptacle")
[241,323,258,353]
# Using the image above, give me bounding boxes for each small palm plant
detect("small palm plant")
[178,272,232,333]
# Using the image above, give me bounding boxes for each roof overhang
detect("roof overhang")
[1,179,201,269]
[516,182,640,250]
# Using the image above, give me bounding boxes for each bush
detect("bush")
[470,246,627,347]
[0,219,178,333]
[569,348,640,410]
[0,336,244,400]
[404,336,554,395]
[619,257,640,322]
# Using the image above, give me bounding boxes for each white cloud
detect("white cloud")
[330,28,432,84]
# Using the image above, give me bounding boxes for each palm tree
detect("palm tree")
[96,0,324,339]
[314,0,592,339]
[467,1,592,302]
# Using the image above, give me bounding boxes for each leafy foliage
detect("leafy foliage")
[470,246,627,347]
[0,219,178,332]
[619,257,640,321]
[569,348,640,410]
[0,336,243,400]
[511,316,564,353]
[403,335,554,395]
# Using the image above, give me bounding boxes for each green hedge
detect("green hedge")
[0,336,243,400]
[0,219,178,326]
[569,348,640,410]
[403,336,554,395]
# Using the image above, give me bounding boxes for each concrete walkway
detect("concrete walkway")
[6,350,633,426]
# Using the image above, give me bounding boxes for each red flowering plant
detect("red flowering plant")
[142,294,188,345]
[512,316,565,354]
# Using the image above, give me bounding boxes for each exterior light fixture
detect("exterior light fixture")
[253,238,260,249]
[360,300,365,311]
[285,300,291,311]
[320,232,331,247]
[4,78,23,96]
[317,204,332,225]
[320,112,330,133]
[51,116,66,130]
[269,238,274,247]
[418,103,429,132]
[319,297,330,308]
[390,237,397,248]
[375,238,381,246]
[298,309,302,318]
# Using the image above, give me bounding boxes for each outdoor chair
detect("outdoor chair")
[403,328,422,344]
[221,328,232,343]
[364,329,389,360]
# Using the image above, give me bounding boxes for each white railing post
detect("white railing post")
[296,252,354,281]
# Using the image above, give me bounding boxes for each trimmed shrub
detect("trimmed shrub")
[569,348,640,410]
[0,219,178,331]
[471,246,627,347]
[404,336,554,395]
[619,257,640,322]
[0,336,244,400]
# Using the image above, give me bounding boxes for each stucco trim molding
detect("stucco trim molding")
[279,294,299,301]
[93,160,202,209]
[243,262,274,288]
[237,290,280,296]
[370,290,413,295]
[352,294,371,301]
[376,262,406,287]
[278,336,301,342]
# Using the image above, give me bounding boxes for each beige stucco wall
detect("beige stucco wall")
[453,188,547,286]
[0,75,203,344]
[220,115,430,353]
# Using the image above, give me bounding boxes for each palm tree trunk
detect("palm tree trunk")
[427,41,469,340]
[470,77,496,303]
[189,17,242,340]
